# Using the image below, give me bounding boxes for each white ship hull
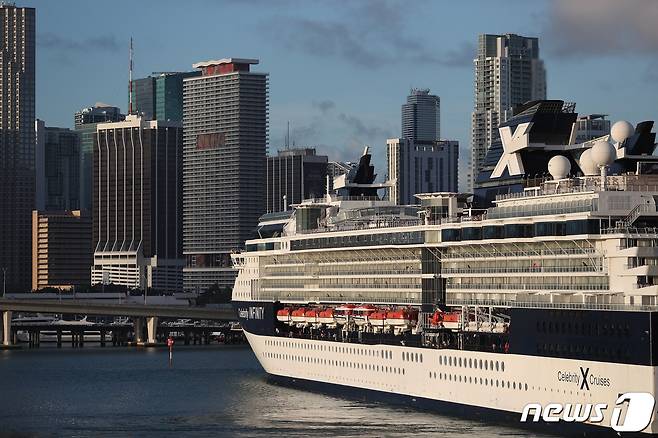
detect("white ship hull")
[245,330,658,435]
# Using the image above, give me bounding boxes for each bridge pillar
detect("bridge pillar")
[2,310,11,346]
[146,316,158,345]
[134,317,145,344]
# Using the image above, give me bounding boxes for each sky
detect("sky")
[25,0,658,190]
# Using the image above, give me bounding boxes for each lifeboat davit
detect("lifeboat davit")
[318,308,336,325]
[353,304,377,326]
[276,307,292,324]
[334,304,356,325]
[291,308,307,325]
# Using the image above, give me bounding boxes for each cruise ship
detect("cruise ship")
[232,100,658,435]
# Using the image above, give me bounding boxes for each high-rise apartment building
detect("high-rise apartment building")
[470,33,546,191]
[32,210,91,291]
[575,114,611,143]
[182,58,268,292]
[91,115,183,292]
[0,4,35,292]
[35,120,80,211]
[266,148,328,213]
[402,88,440,142]
[74,103,124,211]
[131,71,201,122]
[387,138,459,205]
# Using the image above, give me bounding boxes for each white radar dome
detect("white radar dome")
[610,120,634,144]
[548,155,571,180]
[578,149,599,176]
[591,140,616,167]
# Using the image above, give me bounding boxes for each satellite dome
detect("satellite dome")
[578,149,598,176]
[610,120,634,144]
[591,140,616,167]
[548,155,571,180]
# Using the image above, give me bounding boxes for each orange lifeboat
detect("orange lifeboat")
[369,310,387,332]
[304,308,321,325]
[318,308,335,325]
[385,307,419,327]
[353,304,377,326]
[276,307,292,324]
[334,304,356,325]
[291,307,307,324]
[430,309,461,330]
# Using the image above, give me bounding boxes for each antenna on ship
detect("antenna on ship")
[128,37,134,115]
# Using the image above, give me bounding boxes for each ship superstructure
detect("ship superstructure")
[232,101,658,435]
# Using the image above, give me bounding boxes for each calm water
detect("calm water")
[0,345,550,437]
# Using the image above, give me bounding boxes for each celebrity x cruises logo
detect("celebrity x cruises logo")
[520,392,655,432]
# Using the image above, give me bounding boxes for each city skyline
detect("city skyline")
[24,0,658,191]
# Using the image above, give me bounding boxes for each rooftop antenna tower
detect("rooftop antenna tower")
[128,37,133,115]
[286,121,290,149]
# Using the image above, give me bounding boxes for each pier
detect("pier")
[0,299,239,349]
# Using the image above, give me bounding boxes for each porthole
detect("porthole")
[439,356,443,365]
[501,362,505,372]
[459,357,462,367]
[496,361,499,371]
[485,361,488,371]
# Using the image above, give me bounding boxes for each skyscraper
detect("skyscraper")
[92,115,183,292]
[35,120,80,211]
[0,4,35,292]
[470,33,546,191]
[387,138,459,205]
[266,148,328,213]
[74,103,124,212]
[182,58,268,292]
[575,114,610,143]
[131,71,201,122]
[32,210,91,291]
[402,88,440,142]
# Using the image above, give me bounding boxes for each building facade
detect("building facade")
[266,148,327,212]
[402,88,440,142]
[575,114,611,143]
[0,4,35,292]
[182,58,268,292]
[35,120,80,211]
[74,103,124,211]
[131,71,201,122]
[470,33,546,192]
[92,115,183,292]
[32,210,92,291]
[387,138,459,205]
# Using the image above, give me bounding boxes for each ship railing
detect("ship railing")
[445,283,608,291]
[602,226,658,235]
[440,247,596,259]
[441,266,602,274]
[447,298,658,312]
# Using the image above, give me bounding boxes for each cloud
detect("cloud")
[38,33,121,53]
[263,1,473,68]
[312,99,336,114]
[544,0,658,57]
[338,113,394,140]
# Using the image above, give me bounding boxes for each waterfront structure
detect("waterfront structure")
[92,115,183,292]
[35,120,80,211]
[32,210,92,291]
[266,148,328,212]
[402,88,440,142]
[232,104,658,435]
[470,33,546,191]
[387,138,459,204]
[0,4,35,292]
[131,71,201,121]
[74,103,124,211]
[575,114,611,143]
[182,58,268,292]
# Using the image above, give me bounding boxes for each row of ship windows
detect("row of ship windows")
[264,352,405,375]
[265,339,393,360]
[536,321,631,337]
[428,372,527,391]
[537,343,632,360]
[439,355,505,373]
